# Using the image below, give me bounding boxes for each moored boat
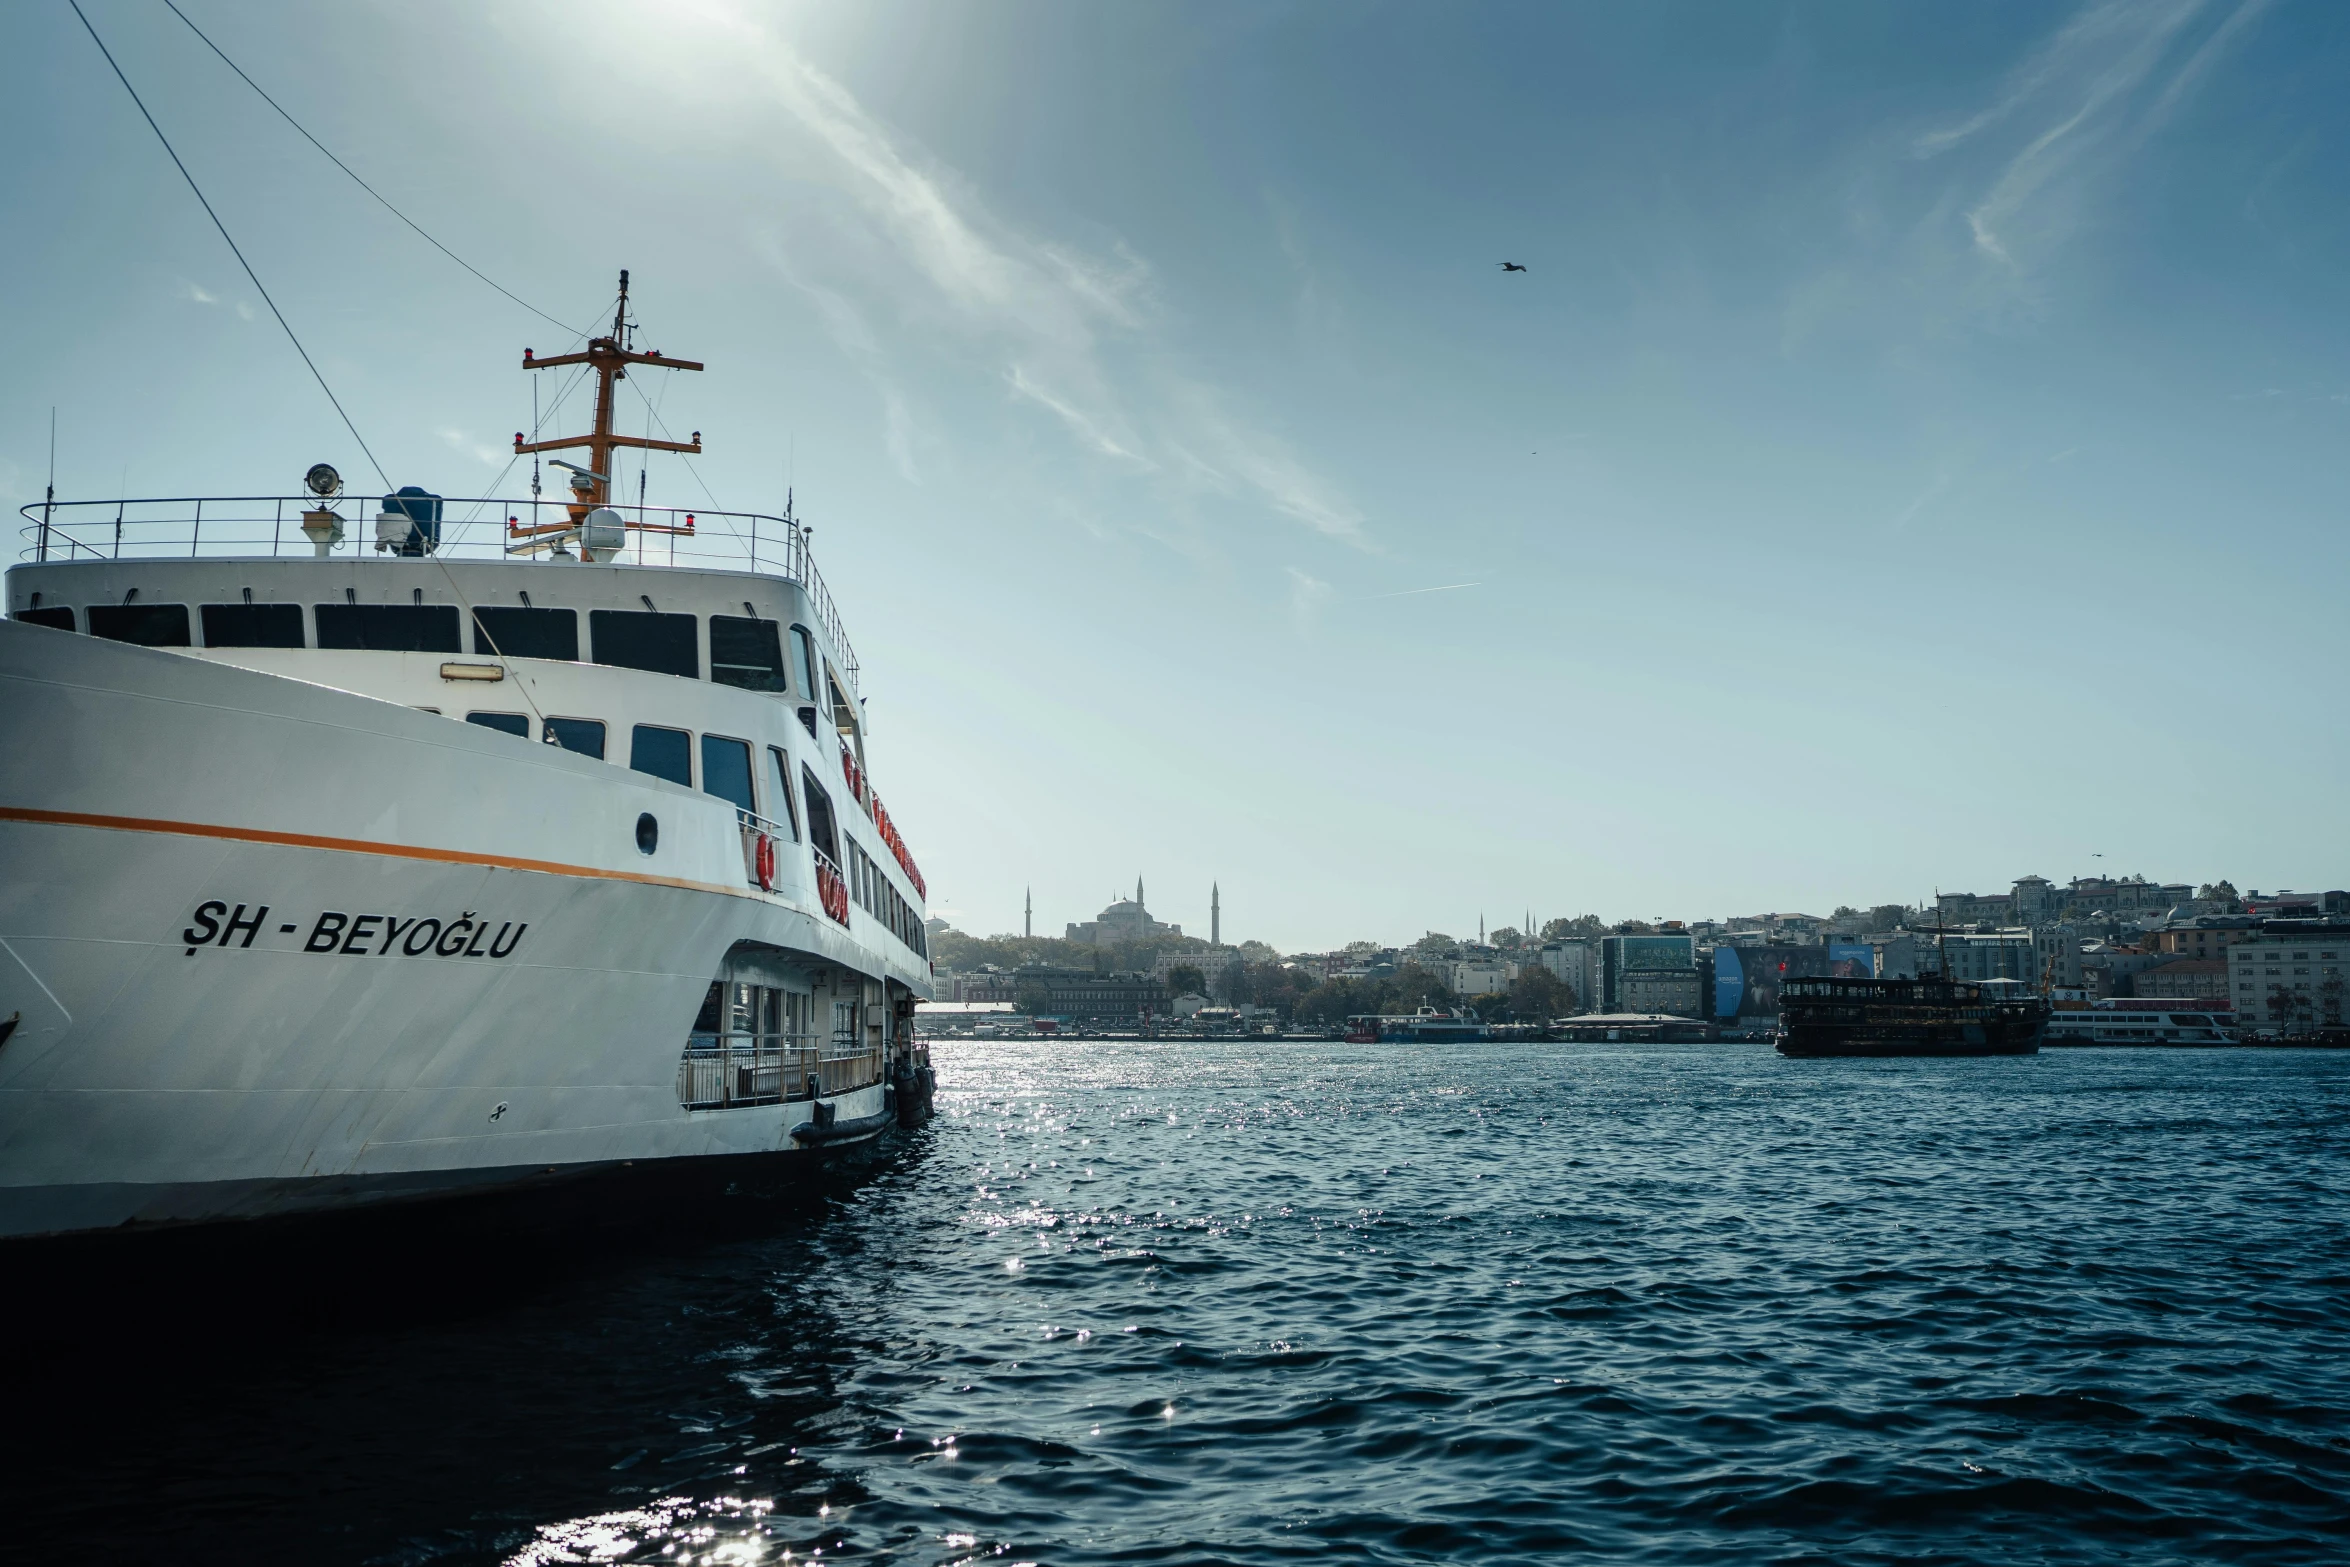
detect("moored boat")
[1775,976,2048,1058]
[1,278,937,1240]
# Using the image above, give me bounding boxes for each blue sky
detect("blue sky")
[5,0,2344,948]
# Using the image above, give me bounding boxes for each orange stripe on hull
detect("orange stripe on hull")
[0,805,756,900]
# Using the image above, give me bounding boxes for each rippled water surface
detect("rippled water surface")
[11,1041,2350,1565]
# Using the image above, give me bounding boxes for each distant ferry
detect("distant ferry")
[1776,976,2049,1058]
[1345,1008,1492,1044]
[2043,1004,2236,1046]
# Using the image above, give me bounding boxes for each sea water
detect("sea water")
[10,1040,2349,1564]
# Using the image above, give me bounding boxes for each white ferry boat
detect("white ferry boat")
[0,280,935,1240]
[2041,1003,2237,1046]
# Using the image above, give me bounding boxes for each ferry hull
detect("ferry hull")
[0,621,911,1241]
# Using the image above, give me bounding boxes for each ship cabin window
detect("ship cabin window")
[466,712,531,738]
[544,717,606,759]
[767,747,801,841]
[802,767,840,862]
[826,668,859,736]
[314,603,461,652]
[630,724,693,787]
[14,607,74,631]
[790,625,817,702]
[472,605,578,661]
[591,609,698,678]
[200,602,304,648]
[701,734,757,817]
[710,615,789,692]
[89,603,191,647]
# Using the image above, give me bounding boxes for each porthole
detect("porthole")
[636,813,659,855]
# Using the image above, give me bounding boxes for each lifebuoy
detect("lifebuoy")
[755,833,777,890]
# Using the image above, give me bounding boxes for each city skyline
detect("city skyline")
[6,1,2346,951]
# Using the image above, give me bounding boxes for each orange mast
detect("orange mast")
[510,270,702,549]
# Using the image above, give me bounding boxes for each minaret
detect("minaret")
[1024,886,1032,938]
[1136,874,1145,908]
[1212,882,1221,947]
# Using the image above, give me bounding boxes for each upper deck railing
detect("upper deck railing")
[19,494,858,693]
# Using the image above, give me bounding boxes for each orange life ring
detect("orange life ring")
[755,833,776,890]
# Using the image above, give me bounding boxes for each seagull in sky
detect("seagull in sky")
[1498,262,1527,272]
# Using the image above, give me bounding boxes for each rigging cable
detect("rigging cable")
[69,0,390,490]
[159,0,589,339]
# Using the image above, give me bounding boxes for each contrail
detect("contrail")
[1365,582,1480,600]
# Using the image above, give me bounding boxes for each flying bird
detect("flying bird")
[1498,262,1527,272]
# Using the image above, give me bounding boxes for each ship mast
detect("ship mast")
[509,270,703,555]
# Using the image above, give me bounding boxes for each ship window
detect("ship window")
[802,767,840,862]
[472,605,578,661]
[544,717,606,759]
[466,712,530,738]
[768,747,801,841]
[827,668,858,735]
[591,610,698,678]
[314,603,461,652]
[630,724,692,787]
[200,602,304,648]
[790,625,817,701]
[701,734,756,816]
[709,615,788,692]
[88,603,192,647]
[15,607,75,631]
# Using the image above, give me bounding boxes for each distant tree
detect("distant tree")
[1833,905,1861,919]
[1469,991,1513,1023]
[2267,983,2299,1033]
[1388,963,1458,1012]
[2318,976,2345,1031]
[1165,964,1206,997]
[1490,926,1524,951]
[2198,882,2241,908]
[1237,939,1281,964]
[1014,979,1052,1015]
[1541,915,1605,941]
[1867,904,1911,932]
[1413,932,1459,960]
[1613,920,1656,935]
[1343,940,1382,956]
[1507,965,1574,1020]
[1232,961,1315,1018]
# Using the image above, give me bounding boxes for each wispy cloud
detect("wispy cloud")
[1284,566,1333,636]
[180,278,255,320]
[701,5,1363,549]
[438,427,505,467]
[1366,582,1480,601]
[1914,0,2266,274]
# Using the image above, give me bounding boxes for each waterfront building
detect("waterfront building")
[2143,915,2258,959]
[1011,965,1169,1021]
[1150,946,1241,1000]
[1065,879,1181,944]
[2225,922,2350,1032]
[1930,929,2039,985]
[2132,959,2230,1002]
[1534,939,1597,1012]
[1450,955,1515,997]
[1598,933,1701,1017]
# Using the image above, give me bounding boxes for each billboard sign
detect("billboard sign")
[1618,935,1694,972]
[1713,943,1843,1019]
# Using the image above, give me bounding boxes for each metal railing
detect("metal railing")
[676,1032,884,1110]
[18,494,860,694]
